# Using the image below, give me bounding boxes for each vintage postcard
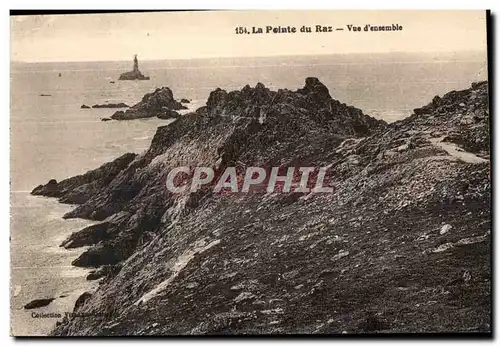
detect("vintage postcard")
[10,10,490,336]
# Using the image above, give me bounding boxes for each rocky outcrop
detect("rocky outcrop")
[118,71,150,81]
[411,81,489,158]
[111,87,187,120]
[61,222,111,249]
[31,153,137,205]
[82,103,129,109]
[86,264,122,281]
[24,298,55,309]
[35,78,489,335]
[92,103,129,109]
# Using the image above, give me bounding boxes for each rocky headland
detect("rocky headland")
[31,78,490,335]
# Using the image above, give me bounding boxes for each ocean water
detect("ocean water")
[10,52,487,335]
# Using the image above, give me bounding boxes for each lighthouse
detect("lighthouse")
[118,54,150,80]
[133,54,139,73]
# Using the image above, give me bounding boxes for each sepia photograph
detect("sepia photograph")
[10,10,490,336]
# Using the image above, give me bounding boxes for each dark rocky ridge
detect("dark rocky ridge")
[31,78,490,335]
[24,298,55,310]
[111,87,187,120]
[32,153,137,205]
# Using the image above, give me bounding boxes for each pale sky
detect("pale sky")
[11,10,487,62]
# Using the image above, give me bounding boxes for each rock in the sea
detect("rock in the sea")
[119,71,150,81]
[92,103,129,109]
[81,104,91,109]
[118,55,150,81]
[180,98,191,104]
[111,87,187,120]
[31,179,59,198]
[24,298,55,309]
[101,118,112,122]
[40,94,51,97]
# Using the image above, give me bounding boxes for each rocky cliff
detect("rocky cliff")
[32,78,490,335]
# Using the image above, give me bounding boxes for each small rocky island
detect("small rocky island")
[118,55,150,81]
[111,87,187,120]
[81,103,129,109]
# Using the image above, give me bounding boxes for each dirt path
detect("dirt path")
[429,136,489,164]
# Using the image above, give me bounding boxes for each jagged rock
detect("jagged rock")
[71,243,122,268]
[61,222,111,249]
[92,103,129,109]
[81,104,91,109]
[31,179,59,198]
[180,98,191,104]
[119,71,150,81]
[24,298,55,309]
[111,87,187,120]
[31,153,137,207]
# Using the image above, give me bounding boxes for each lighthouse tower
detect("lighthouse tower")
[119,54,149,80]
[133,54,139,73]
